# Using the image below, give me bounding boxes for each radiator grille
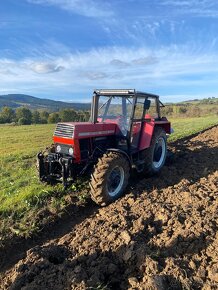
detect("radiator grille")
[54,123,74,138]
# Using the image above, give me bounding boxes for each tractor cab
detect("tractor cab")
[91,89,168,151]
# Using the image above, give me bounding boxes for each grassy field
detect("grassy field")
[0,116,218,244]
[168,116,218,141]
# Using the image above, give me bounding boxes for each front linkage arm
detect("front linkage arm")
[37,152,74,189]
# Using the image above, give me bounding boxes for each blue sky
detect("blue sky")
[1,0,218,102]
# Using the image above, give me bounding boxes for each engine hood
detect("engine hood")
[53,122,117,143]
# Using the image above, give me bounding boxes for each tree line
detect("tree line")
[0,101,217,125]
[0,107,90,125]
[161,103,218,118]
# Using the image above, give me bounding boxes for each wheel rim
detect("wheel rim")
[153,136,166,169]
[107,166,125,197]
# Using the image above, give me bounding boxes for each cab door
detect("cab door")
[130,98,150,149]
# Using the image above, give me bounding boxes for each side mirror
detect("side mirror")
[144,99,151,110]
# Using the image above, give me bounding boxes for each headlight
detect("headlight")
[56,145,61,153]
[68,147,74,156]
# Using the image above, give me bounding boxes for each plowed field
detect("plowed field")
[1,126,218,290]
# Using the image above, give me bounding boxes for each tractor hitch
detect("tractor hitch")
[37,152,74,188]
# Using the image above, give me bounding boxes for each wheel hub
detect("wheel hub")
[154,145,163,162]
[107,166,125,197]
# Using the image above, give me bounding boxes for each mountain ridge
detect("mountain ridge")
[0,94,91,111]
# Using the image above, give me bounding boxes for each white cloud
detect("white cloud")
[161,0,218,18]
[80,71,108,80]
[1,45,218,101]
[132,56,158,66]
[110,59,130,68]
[0,68,17,76]
[30,62,65,74]
[27,0,113,18]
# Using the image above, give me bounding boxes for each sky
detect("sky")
[1,0,218,103]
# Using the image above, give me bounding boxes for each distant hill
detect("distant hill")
[165,97,218,106]
[180,97,218,105]
[0,94,91,111]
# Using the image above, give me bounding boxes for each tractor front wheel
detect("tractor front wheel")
[90,152,130,206]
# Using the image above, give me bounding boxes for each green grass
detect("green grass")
[0,116,217,244]
[0,124,88,242]
[0,123,55,156]
[0,124,56,215]
[168,115,218,141]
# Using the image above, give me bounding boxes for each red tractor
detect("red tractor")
[37,89,171,206]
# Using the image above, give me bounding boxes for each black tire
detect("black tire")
[90,152,130,206]
[142,127,167,175]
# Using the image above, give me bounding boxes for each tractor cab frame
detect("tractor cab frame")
[91,89,169,155]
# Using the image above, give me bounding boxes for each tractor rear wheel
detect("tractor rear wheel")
[142,127,167,175]
[90,152,130,206]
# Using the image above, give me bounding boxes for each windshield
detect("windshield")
[98,96,132,136]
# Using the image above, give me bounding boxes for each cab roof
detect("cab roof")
[94,89,159,99]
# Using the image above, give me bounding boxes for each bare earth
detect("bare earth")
[0,126,218,290]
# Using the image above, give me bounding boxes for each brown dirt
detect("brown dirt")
[0,126,218,290]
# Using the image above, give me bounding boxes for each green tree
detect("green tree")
[77,110,90,122]
[0,106,15,123]
[18,117,30,125]
[32,110,41,124]
[59,109,78,122]
[173,105,179,115]
[83,111,90,121]
[189,105,201,117]
[161,106,173,116]
[48,112,60,124]
[0,115,5,124]
[39,111,49,124]
[178,106,187,115]
[16,107,32,124]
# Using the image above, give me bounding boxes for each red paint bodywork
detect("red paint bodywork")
[53,118,170,162]
[139,119,170,150]
[53,122,116,163]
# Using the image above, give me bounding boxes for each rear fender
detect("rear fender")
[106,148,132,166]
[139,121,171,150]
